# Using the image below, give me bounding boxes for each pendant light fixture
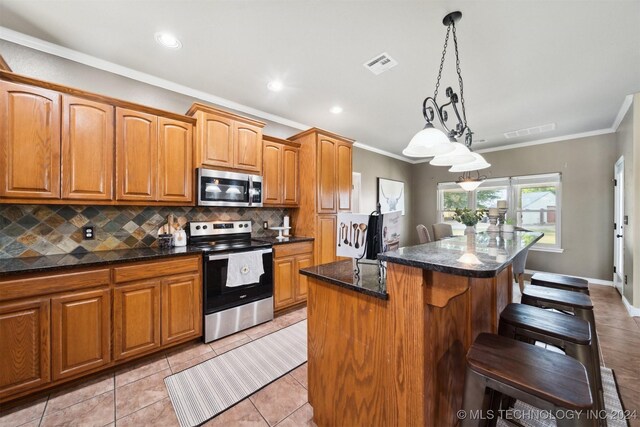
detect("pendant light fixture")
[405,11,491,189]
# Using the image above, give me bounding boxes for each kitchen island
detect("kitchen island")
[300,231,543,427]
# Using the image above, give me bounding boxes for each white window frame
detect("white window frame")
[437,173,562,251]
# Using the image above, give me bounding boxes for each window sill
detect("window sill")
[530,246,564,254]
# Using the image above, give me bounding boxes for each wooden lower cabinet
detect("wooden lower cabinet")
[316,215,338,265]
[113,281,161,360]
[273,242,314,312]
[161,273,201,345]
[0,255,202,402]
[0,298,50,397]
[51,288,111,381]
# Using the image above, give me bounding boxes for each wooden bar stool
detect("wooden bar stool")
[531,272,590,295]
[521,285,604,416]
[462,333,596,427]
[499,303,604,418]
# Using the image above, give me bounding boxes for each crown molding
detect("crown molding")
[0,25,310,132]
[352,142,412,163]
[611,94,633,131]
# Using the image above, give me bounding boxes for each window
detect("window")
[512,174,561,249]
[437,173,561,250]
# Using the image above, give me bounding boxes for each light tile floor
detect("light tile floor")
[2,284,639,427]
[0,306,310,427]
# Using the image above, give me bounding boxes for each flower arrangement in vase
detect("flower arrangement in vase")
[452,208,486,235]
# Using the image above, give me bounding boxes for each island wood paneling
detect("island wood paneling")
[307,261,513,426]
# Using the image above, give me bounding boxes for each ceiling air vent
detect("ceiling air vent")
[504,123,556,139]
[363,52,398,75]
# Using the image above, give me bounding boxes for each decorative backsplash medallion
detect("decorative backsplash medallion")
[0,205,288,258]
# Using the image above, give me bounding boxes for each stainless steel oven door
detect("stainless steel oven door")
[203,248,273,315]
[198,169,252,207]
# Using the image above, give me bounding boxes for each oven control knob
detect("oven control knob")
[239,224,244,228]
[203,225,208,229]
[195,226,201,230]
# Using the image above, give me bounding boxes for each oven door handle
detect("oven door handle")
[207,248,272,261]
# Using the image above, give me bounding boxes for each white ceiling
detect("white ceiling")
[1,0,639,157]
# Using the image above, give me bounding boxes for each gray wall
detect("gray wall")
[411,134,618,281]
[352,147,414,247]
[616,103,634,304]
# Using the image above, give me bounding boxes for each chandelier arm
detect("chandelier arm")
[422,96,454,135]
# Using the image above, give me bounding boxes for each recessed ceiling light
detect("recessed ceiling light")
[154,32,182,49]
[267,81,283,92]
[330,106,343,114]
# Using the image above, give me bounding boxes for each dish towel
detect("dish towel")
[226,251,265,287]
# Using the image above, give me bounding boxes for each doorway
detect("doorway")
[614,156,625,294]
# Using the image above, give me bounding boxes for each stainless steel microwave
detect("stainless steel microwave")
[197,168,262,207]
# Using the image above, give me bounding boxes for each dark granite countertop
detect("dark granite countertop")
[0,247,206,277]
[377,231,543,278]
[252,235,314,245]
[300,259,387,300]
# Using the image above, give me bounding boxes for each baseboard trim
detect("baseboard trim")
[524,269,613,286]
[622,296,640,317]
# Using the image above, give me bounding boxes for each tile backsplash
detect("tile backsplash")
[0,205,288,258]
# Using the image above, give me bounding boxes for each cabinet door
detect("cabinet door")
[113,281,161,360]
[116,107,157,201]
[295,253,313,302]
[282,146,299,206]
[317,136,337,213]
[158,117,193,203]
[61,96,114,200]
[200,113,233,169]
[262,141,282,205]
[161,274,201,345]
[51,288,111,380]
[337,142,352,212]
[234,122,262,173]
[0,298,50,398]
[316,215,337,265]
[274,257,296,310]
[0,81,61,199]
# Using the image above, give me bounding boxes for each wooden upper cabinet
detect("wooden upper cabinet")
[187,103,265,173]
[62,96,114,201]
[158,117,193,203]
[51,288,111,381]
[337,142,352,212]
[282,146,299,205]
[0,298,50,398]
[116,108,158,201]
[317,135,338,214]
[263,140,282,205]
[199,113,233,169]
[234,122,262,173]
[0,80,61,199]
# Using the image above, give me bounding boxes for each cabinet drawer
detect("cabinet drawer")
[0,269,110,302]
[113,256,200,283]
[273,242,313,259]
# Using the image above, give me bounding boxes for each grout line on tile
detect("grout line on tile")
[249,398,271,427]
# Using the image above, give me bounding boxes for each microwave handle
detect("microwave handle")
[208,248,272,261]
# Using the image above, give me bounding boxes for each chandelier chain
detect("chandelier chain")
[433,25,451,100]
[451,21,468,130]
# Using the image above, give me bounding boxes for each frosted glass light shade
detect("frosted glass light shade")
[449,153,491,172]
[429,143,475,166]
[402,124,455,158]
[457,179,484,191]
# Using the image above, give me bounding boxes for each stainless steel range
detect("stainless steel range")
[188,220,273,343]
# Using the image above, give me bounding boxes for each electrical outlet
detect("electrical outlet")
[83,226,95,240]
[625,275,628,285]
[263,221,268,229]
[624,215,629,225]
